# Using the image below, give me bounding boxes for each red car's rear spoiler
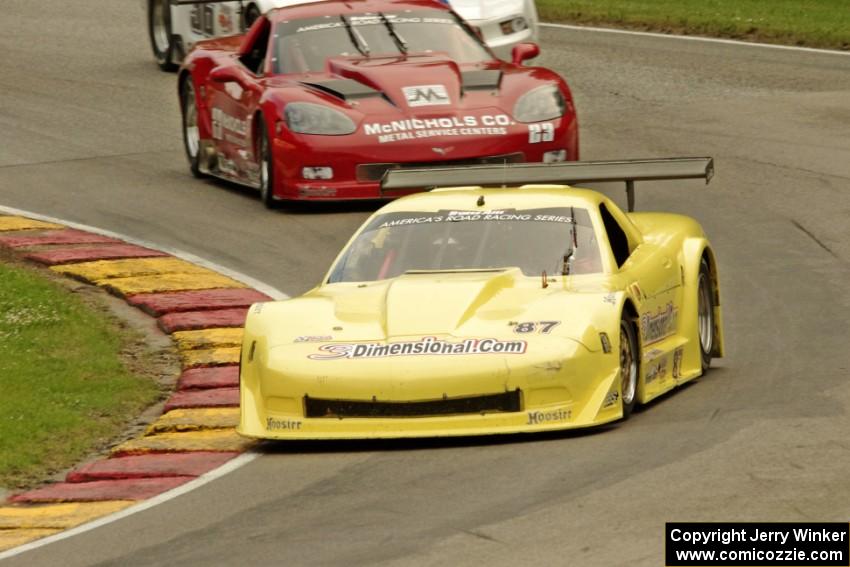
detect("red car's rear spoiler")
[380,157,714,211]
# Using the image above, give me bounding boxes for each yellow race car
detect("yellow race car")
[238,158,724,439]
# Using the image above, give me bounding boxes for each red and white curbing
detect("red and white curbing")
[0,211,284,555]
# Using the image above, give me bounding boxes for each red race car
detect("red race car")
[178,0,578,206]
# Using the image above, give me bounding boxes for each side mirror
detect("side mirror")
[209,65,243,83]
[511,42,540,66]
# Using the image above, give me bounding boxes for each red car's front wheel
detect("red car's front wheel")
[180,79,203,178]
[257,117,279,209]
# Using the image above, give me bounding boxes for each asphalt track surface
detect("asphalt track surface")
[2,2,850,565]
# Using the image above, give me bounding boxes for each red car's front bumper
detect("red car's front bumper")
[271,113,579,201]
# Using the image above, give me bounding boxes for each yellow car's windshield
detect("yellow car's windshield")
[328,207,602,282]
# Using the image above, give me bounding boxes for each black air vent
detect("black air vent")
[462,70,502,91]
[305,390,522,418]
[300,79,380,101]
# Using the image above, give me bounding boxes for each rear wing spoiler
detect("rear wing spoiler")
[380,157,714,212]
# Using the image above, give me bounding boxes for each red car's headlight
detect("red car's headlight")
[513,85,566,123]
[284,103,356,135]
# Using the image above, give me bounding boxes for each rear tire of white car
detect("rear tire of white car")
[180,78,204,178]
[619,316,639,419]
[697,258,716,373]
[149,0,177,72]
[257,116,280,209]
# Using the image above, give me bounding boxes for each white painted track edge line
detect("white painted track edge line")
[0,205,289,300]
[0,451,261,561]
[540,22,850,56]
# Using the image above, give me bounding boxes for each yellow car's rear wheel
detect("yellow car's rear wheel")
[619,316,638,418]
[697,259,716,372]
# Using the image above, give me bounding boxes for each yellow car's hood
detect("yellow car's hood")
[253,269,617,352]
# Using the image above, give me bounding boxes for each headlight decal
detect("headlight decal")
[513,85,566,123]
[284,102,357,135]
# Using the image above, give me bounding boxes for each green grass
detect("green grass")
[537,0,850,50]
[0,260,162,489]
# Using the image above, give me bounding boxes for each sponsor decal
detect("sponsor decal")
[211,107,248,142]
[603,390,619,408]
[672,347,684,379]
[644,347,664,361]
[295,16,455,34]
[403,85,450,107]
[526,408,571,425]
[640,302,677,345]
[308,336,528,360]
[645,357,668,384]
[252,303,265,314]
[218,5,234,34]
[603,292,616,305]
[432,146,453,156]
[297,185,338,198]
[267,417,302,431]
[363,114,513,144]
[528,122,555,144]
[295,335,334,343]
[191,5,216,36]
[377,210,574,228]
[511,321,560,334]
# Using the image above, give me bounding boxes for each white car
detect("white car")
[146,0,538,70]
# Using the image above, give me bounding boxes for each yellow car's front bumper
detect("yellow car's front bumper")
[237,342,622,439]
[237,400,621,440]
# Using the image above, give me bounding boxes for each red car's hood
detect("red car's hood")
[265,54,509,111]
[326,55,465,107]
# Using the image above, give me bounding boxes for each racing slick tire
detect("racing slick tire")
[148,0,178,71]
[619,314,639,419]
[180,78,204,178]
[697,258,716,373]
[257,116,280,209]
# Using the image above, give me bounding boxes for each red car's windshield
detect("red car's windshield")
[273,9,492,74]
[328,207,603,283]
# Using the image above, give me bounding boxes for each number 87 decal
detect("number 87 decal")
[513,321,561,334]
[528,123,555,144]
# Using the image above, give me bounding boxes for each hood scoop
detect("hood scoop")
[384,270,517,337]
[461,70,502,92]
[327,55,463,108]
[299,78,380,101]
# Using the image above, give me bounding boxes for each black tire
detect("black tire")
[180,78,204,178]
[619,313,640,419]
[619,315,639,418]
[697,258,716,372]
[148,0,177,71]
[257,117,280,209]
[243,3,262,29]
